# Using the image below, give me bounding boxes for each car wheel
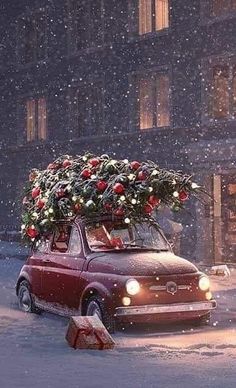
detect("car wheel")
[192,312,211,326]
[85,295,115,334]
[18,280,40,314]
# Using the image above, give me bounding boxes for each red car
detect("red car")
[16,216,216,332]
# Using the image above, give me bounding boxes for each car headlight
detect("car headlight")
[199,276,210,291]
[126,279,140,295]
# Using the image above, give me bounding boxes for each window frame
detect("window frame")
[201,0,236,24]
[128,66,172,132]
[68,226,82,255]
[128,0,171,40]
[67,0,105,54]
[26,97,48,142]
[16,7,48,66]
[201,55,236,124]
[68,76,105,138]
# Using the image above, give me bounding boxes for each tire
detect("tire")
[17,280,40,314]
[192,312,211,327]
[85,295,116,334]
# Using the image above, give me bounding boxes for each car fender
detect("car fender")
[80,281,114,313]
[16,270,32,294]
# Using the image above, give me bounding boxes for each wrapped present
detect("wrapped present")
[66,315,115,350]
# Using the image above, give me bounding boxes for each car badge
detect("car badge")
[166,281,178,295]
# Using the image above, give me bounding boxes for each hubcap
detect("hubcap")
[86,301,102,321]
[19,286,31,312]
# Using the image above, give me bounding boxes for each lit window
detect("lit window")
[139,74,170,129]
[139,0,169,35]
[26,98,47,141]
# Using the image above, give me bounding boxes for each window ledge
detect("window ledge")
[202,116,236,126]
[128,27,170,43]
[201,12,236,26]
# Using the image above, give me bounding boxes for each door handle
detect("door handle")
[42,259,51,263]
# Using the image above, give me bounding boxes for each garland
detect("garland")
[21,153,202,246]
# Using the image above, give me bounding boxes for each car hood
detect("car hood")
[87,250,198,276]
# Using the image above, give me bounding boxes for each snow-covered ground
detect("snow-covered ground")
[0,258,236,388]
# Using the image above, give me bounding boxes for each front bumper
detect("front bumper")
[115,300,216,322]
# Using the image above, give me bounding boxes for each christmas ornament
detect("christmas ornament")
[113,208,125,217]
[179,190,189,202]
[130,161,141,170]
[21,152,203,247]
[63,159,72,168]
[32,187,40,199]
[36,199,45,209]
[96,180,108,192]
[148,195,160,207]
[113,183,125,194]
[137,171,147,181]
[81,169,92,179]
[89,158,100,167]
[143,204,153,214]
[26,226,38,239]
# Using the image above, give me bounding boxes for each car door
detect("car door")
[40,223,85,310]
[27,237,51,300]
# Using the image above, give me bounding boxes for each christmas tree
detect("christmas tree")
[21,152,203,246]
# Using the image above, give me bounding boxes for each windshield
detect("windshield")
[85,220,170,252]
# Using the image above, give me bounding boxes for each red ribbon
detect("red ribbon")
[73,317,105,350]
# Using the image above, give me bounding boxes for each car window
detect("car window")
[69,227,82,255]
[36,237,51,253]
[51,224,71,253]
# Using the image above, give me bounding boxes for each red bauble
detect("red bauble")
[36,199,45,209]
[143,204,153,214]
[148,195,160,207]
[26,227,38,239]
[130,161,141,170]
[81,169,92,179]
[96,180,108,192]
[104,203,112,212]
[89,158,100,167]
[113,183,125,194]
[74,203,81,212]
[56,189,65,198]
[47,163,56,170]
[62,159,72,168]
[32,187,41,199]
[179,190,189,202]
[137,171,147,181]
[113,208,125,217]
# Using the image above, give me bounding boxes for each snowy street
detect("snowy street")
[0,258,235,388]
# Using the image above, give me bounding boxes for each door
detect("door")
[40,223,85,310]
[221,174,236,263]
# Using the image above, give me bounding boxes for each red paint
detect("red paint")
[17,216,215,327]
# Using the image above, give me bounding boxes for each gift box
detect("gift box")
[66,316,115,350]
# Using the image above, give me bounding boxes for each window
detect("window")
[19,12,47,64]
[26,98,47,141]
[69,0,104,51]
[207,64,236,120]
[134,73,170,130]
[73,81,104,136]
[69,227,82,254]
[51,225,71,253]
[211,0,236,16]
[139,0,169,35]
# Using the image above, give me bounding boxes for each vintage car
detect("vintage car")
[16,216,216,332]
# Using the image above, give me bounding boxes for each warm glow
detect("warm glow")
[126,279,141,296]
[199,276,210,291]
[122,297,131,306]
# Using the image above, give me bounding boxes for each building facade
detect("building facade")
[0,0,236,265]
